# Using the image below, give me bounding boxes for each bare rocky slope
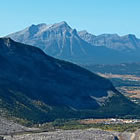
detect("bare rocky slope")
[0,116,29,135]
[3,129,135,140]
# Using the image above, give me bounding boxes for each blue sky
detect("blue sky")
[1,0,140,37]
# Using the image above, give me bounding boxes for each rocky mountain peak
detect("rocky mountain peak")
[7,22,91,60]
[54,21,69,27]
[49,21,71,32]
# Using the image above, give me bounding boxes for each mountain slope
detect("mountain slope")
[0,38,137,123]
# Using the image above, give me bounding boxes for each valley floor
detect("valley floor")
[98,73,140,105]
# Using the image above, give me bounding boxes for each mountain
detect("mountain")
[7,22,140,64]
[78,31,140,64]
[7,21,93,63]
[78,31,140,52]
[7,21,134,64]
[0,38,137,123]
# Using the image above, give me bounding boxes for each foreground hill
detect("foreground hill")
[0,38,138,123]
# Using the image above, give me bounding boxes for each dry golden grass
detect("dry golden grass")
[80,119,112,124]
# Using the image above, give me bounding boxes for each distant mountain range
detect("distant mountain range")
[78,31,140,51]
[7,21,140,64]
[7,22,92,63]
[0,38,137,123]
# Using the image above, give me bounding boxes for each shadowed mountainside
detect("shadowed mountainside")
[0,38,138,123]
